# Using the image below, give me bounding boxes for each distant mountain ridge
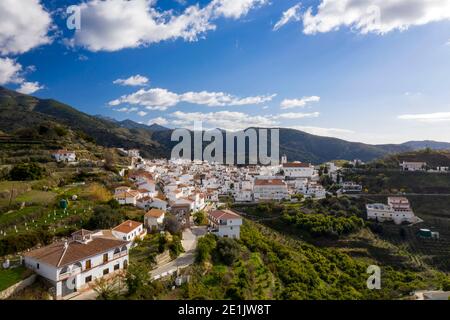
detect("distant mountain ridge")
[94,115,170,132]
[1,86,449,164]
[401,140,450,151]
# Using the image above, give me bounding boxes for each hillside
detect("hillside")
[1,86,449,164]
[371,149,450,169]
[0,87,170,159]
[402,141,450,151]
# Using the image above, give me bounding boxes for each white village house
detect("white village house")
[52,150,76,163]
[400,161,427,172]
[208,209,243,239]
[114,189,141,206]
[112,220,147,242]
[282,162,315,179]
[23,229,129,299]
[253,178,289,202]
[366,197,419,225]
[144,209,165,230]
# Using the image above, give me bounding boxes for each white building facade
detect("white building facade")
[23,230,129,299]
[208,210,243,239]
[366,197,418,224]
[253,179,289,202]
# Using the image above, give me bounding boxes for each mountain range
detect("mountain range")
[1,86,449,164]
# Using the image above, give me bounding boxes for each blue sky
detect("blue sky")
[1,0,450,144]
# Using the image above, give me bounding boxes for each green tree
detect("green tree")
[9,163,46,181]
[194,211,208,225]
[107,198,120,209]
[163,215,182,235]
[216,238,240,266]
[196,234,217,263]
[125,264,150,296]
[169,235,185,258]
[86,206,122,229]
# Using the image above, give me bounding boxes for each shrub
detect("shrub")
[87,183,111,202]
[216,238,240,266]
[86,206,122,229]
[163,215,182,235]
[194,211,208,225]
[169,235,184,258]
[8,163,46,181]
[196,234,217,263]
[107,199,120,209]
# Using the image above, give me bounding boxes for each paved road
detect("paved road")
[151,226,207,280]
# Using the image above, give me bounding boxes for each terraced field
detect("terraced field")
[364,195,450,272]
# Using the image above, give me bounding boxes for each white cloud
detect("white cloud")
[180,91,275,107]
[0,58,44,94]
[302,0,450,35]
[17,81,43,94]
[0,58,23,85]
[116,107,139,113]
[170,110,277,130]
[398,112,450,123]
[110,88,180,110]
[212,0,267,19]
[168,110,320,131]
[274,112,320,120]
[70,0,267,52]
[137,111,148,116]
[280,96,320,109]
[0,0,52,55]
[109,87,275,110]
[273,3,302,31]
[113,74,149,86]
[149,117,169,126]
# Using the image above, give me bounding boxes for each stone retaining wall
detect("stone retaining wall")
[0,274,36,300]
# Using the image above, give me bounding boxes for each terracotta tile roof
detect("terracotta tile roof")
[113,220,142,234]
[283,162,311,168]
[129,170,153,181]
[115,190,140,199]
[24,237,128,268]
[209,209,241,220]
[145,209,165,218]
[137,196,152,202]
[254,179,286,186]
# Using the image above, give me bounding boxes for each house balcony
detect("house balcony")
[58,267,82,281]
[113,251,128,260]
[208,227,220,234]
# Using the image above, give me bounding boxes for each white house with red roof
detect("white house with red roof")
[23,229,129,299]
[114,189,141,206]
[208,209,243,239]
[136,179,157,197]
[112,220,146,242]
[366,197,419,224]
[253,178,289,202]
[52,150,76,163]
[144,209,166,230]
[282,162,315,178]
